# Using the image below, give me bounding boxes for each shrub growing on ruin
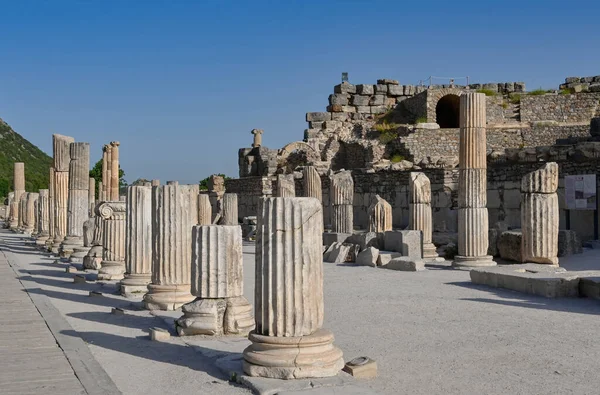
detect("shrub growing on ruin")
[476,89,497,96]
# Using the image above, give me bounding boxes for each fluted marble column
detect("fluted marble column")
[83,202,104,270]
[176,225,254,336]
[454,93,494,267]
[521,163,559,265]
[143,182,198,310]
[110,141,120,200]
[18,193,27,231]
[221,193,238,225]
[276,174,295,197]
[120,184,153,297]
[9,162,25,229]
[23,193,39,235]
[62,142,90,257]
[368,195,392,232]
[88,178,95,217]
[36,189,50,245]
[243,197,344,379]
[6,192,14,229]
[101,145,108,201]
[97,201,126,280]
[46,168,56,248]
[198,194,212,225]
[52,134,75,253]
[303,166,322,202]
[409,172,438,259]
[329,170,354,233]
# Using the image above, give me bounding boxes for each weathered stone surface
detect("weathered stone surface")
[303,166,322,202]
[221,193,238,225]
[198,194,212,225]
[521,162,559,193]
[97,201,126,280]
[329,94,349,106]
[334,82,356,94]
[521,193,559,265]
[356,84,374,95]
[497,231,523,262]
[383,230,422,259]
[143,183,198,310]
[384,257,425,272]
[409,172,437,259]
[356,247,379,267]
[306,112,332,122]
[352,95,370,106]
[368,195,392,233]
[52,134,74,172]
[330,170,353,233]
[23,193,39,234]
[62,142,90,255]
[9,162,25,229]
[276,174,296,197]
[53,168,69,248]
[251,129,263,148]
[109,141,120,201]
[331,204,353,234]
[88,177,95,217]
[83,205,103,270]
[36,189,50,245]
[345,232,383,250]
[558,230,582,257]
[322,232,351,247]
[388,85,403,96]
[323,242,351,263]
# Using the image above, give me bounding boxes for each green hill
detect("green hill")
[0,118,52,199]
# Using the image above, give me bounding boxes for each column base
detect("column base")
[120,274,152,298]
[452,255,496,268]
[60,237,82,258]
[83,245,103,270]
[176,296,254,336]
[143,283,194,311]
[243,329,344,379]
[423,243,439,259]
[97,260,125,280]
[35,235,49,246]
[69,246,91,263]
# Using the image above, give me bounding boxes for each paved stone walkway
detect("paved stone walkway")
[0,248,87,394]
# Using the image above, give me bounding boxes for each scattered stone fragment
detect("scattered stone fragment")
[66,266,78,273]
[384,257,425,272]
[343,357,378,379]
[73,274,87,283]
[89,291,102,297]
[111,307,126,315]
[149,327,170,342]
[356,247,379,267]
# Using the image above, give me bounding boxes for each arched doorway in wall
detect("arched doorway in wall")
[436,94,460,128]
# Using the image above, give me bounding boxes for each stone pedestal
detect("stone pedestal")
[453,93,494,267]
[83,210,103,270]
[198,194,212,225]
[368,195,392,232]
[143,182,198,310]
[9,162,25,230]
[521,163,559,265]
[329,170,353,233]
[176,225,254,336]
[36,189,50,245]
[97,202,126,280]
[409,172,438,259]
[120,185,153,297]
[243,197,343,379]
[276,174,296,197]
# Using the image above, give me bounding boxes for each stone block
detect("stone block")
[370,106,387,114]
[306,112,332,122]
[323,242,351,263]
[323,232,351,247]
[356,84,374,95]
[66,266,78,273]
[377,79,399,85]
[488,229,499,257]
[565,77,580,83]
[331,112,351,122]
[324,120,342,130]
[579,277,600,299]
[328,94,349,106]
[497,230,522,262]
[370,95,385,106]
[589,84,600,93]
[351,95,370,106]
[355,247,379,267]
[343,357,378,379]
[356,106,370,114]
[327,105,343,112]
[376,251,402,266]
[387,85,403,96]
[375,84,387,94]
[383,230,423,259]
[309,121,324,129]
[558,230,582,257]
[341,105,356,113]
[150,327,170,341]
[503,188,521,209]
[383,257,425,271]
[334,82,356,94]
[403,85,415,95]
[345,232,384,250]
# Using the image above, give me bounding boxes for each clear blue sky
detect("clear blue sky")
[1,0,598,184]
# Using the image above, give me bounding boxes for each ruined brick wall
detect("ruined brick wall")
[224,176,272,220]
[520,93,600,123]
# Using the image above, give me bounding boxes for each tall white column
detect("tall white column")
[276,174,296,197]
[97,201,126,280]
[9,162,25,230]
[62,142,90,257]
[36,189,50,246]
[46,167,56,248]
[329,170,353,233]
[52,134,75,254]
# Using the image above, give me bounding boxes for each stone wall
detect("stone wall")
[560,76,600,92]
[224,176,272,220]
[520,93,600,123]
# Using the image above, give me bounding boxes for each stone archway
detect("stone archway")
[426,88,464,125]
[436,94,460,128]
[278,141,320,173]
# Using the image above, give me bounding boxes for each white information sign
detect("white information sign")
[565,174,596,210]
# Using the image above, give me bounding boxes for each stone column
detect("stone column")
[329,170,354,234]
[36,189,50,246]
[454,93,494,267]
[9,162,25,229]
[97,181,103,202]
[143,182,198,310]
[62,142,90,257]
[221,193,238,225]
[46,168,56,248]
[521,163,559,265]
[303,166,322,202]
[97,201,126,280]
[101,145,108,201]
[120,184,153,297]
[52,134,75,253]
[24,193,39,235]
[276,174,296,197]
[18,193,27,231]
[83,202,103,270]
[243,197,343,379]
[105,144,112,201]
[208,175,225,223]
[5,192,14,229]
[251,129,263,148]
[198,194,212,225]
[409,172,438,259]
[176,225,254,336]
[88,178,95,217]
[368,195,392,232]
[110,141,120,201]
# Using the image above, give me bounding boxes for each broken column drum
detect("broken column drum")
[329,170,354,233]
[276,174,296,197]
[46,167,56,247]
[221,193,238,225]
[83,203,104,270]
[409,172,438,259]
[36,189,50,245]
[101,145,109,201]
[454,93,495,267]
[121,184,153,296]
[97,201,126,280]
[23,193,39,234]
[110,141,120,201]
[243,197,344,379]
[302,166,322,202]
[52,134,75,253]
[251,129,263,148]
[143,182,198,311]
[198,194,212,225]
[62,142,90,257]
[176,225,254,336]
[521,163,559,265]
[18,193,27,231]
[368,195,392,233]
[10,162,25,229]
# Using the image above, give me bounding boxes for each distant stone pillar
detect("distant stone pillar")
[221,193,238,225]
[24,193,39,235]
[409,172,438,259]
[329,170,354,233]
[208,175,225,223]
[101,145,108,201]
[521,163,559,265]
[52,134,75,253]
[6,192,14,229]
[88,177,95,217]
[83,203,103,270]
[368,195,392,232]
[97,181,103,202]
[251,129,263,148]
[198,194,212,225]
[276,174,295,197]
[62,142,90,257]
[47,168,55,247]
[110,141,120,200]
[143,182,198,310]
[243,197,344,379]
[454,93,494,267]
[105,144,112,201]
[176,225,254,336]
[303,166,322,202]
[36,189,50,245]
[10,162,25,229]
[18,193,27,231]
[121,184,153,297]
[97,201,126,280]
